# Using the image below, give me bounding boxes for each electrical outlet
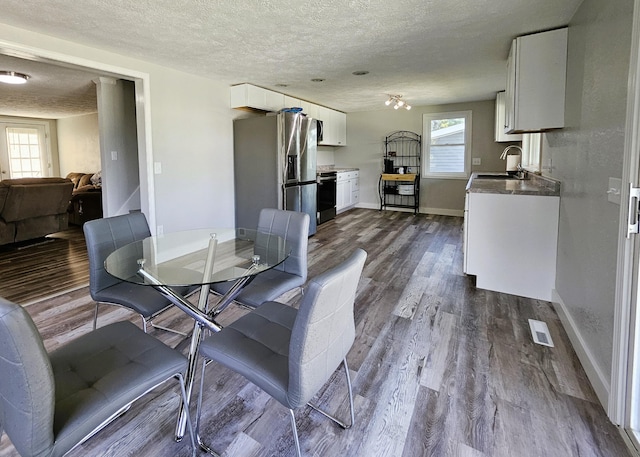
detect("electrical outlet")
[111,150,118,160]
[157,225,164,235]
[472,157,481,166]
[154,162,162,174]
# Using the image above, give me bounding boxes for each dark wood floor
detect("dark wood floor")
[0,226,89,305]
[0,209,632,457]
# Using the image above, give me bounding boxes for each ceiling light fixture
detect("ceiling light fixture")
[385,95,411,111]
[0,71,30,85]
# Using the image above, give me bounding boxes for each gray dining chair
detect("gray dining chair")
[84,212,191,333]
[211,208,310,309]
[197,248,367,457]
[0,297,196,457]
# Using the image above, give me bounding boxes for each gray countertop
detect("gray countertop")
[466,172,560,196]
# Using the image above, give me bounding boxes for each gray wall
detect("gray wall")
[544,0,633,392]
[57,113,100,176]
[96,78,140,216]
[337,100,517,215]
[0,22,237,233]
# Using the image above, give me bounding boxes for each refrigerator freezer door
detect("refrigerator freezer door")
[301,182,317,236]
[284,183,317,236]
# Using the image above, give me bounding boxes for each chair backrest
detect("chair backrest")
[83,213,151,298]
[287,248,367,408]
[256,208,309,280]
[0,298,55,457]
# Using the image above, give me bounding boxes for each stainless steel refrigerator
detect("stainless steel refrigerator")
[233,112,317,236]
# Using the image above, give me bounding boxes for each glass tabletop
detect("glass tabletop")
[104,228,290,287]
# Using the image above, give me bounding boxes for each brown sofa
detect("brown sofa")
[66,172,103,226]
[0,177,74,246]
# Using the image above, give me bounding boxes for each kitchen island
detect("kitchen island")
[464,173,560,301]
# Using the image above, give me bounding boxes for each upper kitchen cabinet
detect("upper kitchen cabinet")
[504,27,568,133]
[230,83,285,112]
[230,83,346,145]
[318,106,347,146]
[495,91,522,142]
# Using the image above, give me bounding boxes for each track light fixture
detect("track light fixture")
[385,95,411,110]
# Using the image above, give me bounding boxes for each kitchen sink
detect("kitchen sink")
[475,173,516,179]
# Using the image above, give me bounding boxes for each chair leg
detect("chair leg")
[93,303,99,330]
[177,373,198,457]
[195,359,221,456]
[150,321,189,337]
[288,409,302,457]
[306,357,355,429]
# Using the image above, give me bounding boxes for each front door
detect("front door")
[0,122,51,180]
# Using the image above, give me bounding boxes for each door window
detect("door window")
[0,123,50,179]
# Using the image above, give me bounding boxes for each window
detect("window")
[521,132,542,172]
[0,122,50,179]
[423,111,472,178]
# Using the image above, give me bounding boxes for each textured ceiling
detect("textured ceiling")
[0,0,583,118]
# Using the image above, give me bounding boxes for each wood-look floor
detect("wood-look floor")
[0,209,632,457]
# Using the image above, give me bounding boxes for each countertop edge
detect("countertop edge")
[466,172,561,197]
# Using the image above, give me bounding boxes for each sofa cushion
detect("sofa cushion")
[0,178,71,187]
[1,180,74,222]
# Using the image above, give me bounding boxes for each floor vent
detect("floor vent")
[528,319,554,347]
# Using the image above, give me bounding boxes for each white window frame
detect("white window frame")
[422,110,472,179]
[0,118,52,179]
[521,132,542,173]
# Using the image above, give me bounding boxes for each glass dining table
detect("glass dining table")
[104,227,290,442]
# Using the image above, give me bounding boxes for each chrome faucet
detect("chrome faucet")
[500,144,523,160]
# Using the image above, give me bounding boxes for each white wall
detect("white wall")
[57,113,100,176]
[337,100,517,215]
[544,0,634,406]
[0,22,236,232]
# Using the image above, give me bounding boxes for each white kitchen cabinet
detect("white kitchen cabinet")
[464,192,559,301]
[336,170,359,213]
[318,106,347,146]
[334,110,347,146]
[299,100,318,119]
[230,84,347,144]
[495,91,522,142]
[230,83,285,112]
[504,28,567,133]
[284,95,301,108]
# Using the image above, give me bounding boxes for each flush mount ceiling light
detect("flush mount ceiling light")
[0,71,30,85]
[385,95,411,110]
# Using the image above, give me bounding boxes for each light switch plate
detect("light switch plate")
[472,157,481,166]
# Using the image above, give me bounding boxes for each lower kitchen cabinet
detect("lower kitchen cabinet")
[464,192,559,301]
[337,170,359,213]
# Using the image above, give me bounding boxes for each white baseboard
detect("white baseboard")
[355,203,464,217]
[422,207,464,217]
[552,289,610,409]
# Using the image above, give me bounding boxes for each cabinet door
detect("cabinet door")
[336,179,348,211]
[317,106,334,145]
[284,95,301,109]
[495,92,522,142]
[230,83,284,112]
[505,28,567,132]
[264,89,285,112]
[333,110,347,146]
